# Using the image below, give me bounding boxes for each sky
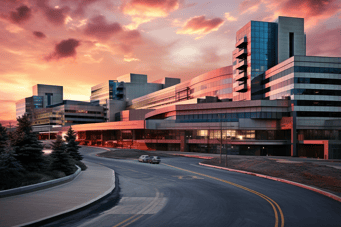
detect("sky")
[0,0,340,124]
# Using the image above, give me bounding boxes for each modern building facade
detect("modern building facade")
[233,16,306,101]
[16,84,63,121]
[32,100,105,126]
[23,16,341,159]
[90,73,179,121]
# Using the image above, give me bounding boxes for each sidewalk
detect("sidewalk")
[0,161,115,227]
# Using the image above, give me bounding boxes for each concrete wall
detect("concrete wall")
[117,73,147,83]
[124,83,163,101]
[278,16,306,63]
[33,84,63,108]
[107,99,126,122]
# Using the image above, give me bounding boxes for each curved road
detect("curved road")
[45,146,341,227]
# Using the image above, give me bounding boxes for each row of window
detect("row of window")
[65,115,105,120]
[176,112,290,122]
[194,129,290,141]
[298,129,340,140]
[65,110,103,114]
[295,77,341,85]
[293,100,341,107]
[267,66,341,83]
[297,112,341,118]
[292,89,341,96]
[190,78,232,94]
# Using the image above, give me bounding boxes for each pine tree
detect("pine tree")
[64,127,83,161]
[11,114,45,172]
[0,146,25,173]
[0,123,8,154]
[50,135,75,175]
[0,146,25,190]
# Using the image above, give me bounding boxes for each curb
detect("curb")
[199,162,341,203]
[19,164,116,227]
[0,165,82,198]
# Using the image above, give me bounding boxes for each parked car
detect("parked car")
[149,156,161,164]
[138,155,151,163]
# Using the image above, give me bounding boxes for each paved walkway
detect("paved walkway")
[0,161,115,227]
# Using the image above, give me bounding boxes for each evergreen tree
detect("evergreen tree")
[0,146,25,173]
[0,146,25,190]
[50,135,75,175]
[0,123,8,154]
[11,114,45,172]
[64,127,83,161]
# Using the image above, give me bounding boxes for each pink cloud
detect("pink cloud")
[177,15,224,36]
[239,0,261,13]
[36,0,70,26]
[122,0,179,17]
[45,38,80,61]
[307,26,341,56]
[84,15,122,40]
[33,31,46,39]
[9,5,32,24]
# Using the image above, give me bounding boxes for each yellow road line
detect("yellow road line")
[163,163,284,227]
[112,214,139,227]
[121,214,144,227]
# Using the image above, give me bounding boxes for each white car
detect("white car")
[138,155,151,163]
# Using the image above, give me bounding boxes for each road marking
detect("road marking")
[121,214,144,227]
[172,175,204,180]
[163,163,285,227]
[112,214,139,227]
[112,188,167,227]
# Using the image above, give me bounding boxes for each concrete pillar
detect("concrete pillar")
[180,131,187,152]
[291,111,297,157]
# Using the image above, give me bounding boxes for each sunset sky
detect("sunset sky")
[0,0,340,124]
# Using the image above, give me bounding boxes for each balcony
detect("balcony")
[234,83,247,92]
[235,48,247,59]
[235,37,247,48]
[235,71,247,81]
[236,59,247,70]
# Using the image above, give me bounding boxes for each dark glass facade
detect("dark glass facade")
[250,21,277,80]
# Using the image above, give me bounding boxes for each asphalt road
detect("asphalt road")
[45,147,341,227]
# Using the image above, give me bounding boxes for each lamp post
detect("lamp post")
[220,119,222,165]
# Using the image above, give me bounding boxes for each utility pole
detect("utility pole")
[220,119,222,164]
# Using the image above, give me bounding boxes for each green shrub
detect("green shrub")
[75,160,87,171]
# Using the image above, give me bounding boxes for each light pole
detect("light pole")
[219,119,222,164]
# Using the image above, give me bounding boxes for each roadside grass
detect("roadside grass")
[203,157,341,195]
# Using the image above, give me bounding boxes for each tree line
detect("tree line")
[0,114,86,190]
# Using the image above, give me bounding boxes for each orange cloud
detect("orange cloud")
[239,0,261,14]
[177,15,224,37]
[122,0,180,28]
[224,12,237,21]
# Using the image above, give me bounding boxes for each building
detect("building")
[90,73,180,121]
[32,100,105,126]
[25,16,341,159]
[16,85,106,136]
[15,84,63,121]
[232,16,306,101]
